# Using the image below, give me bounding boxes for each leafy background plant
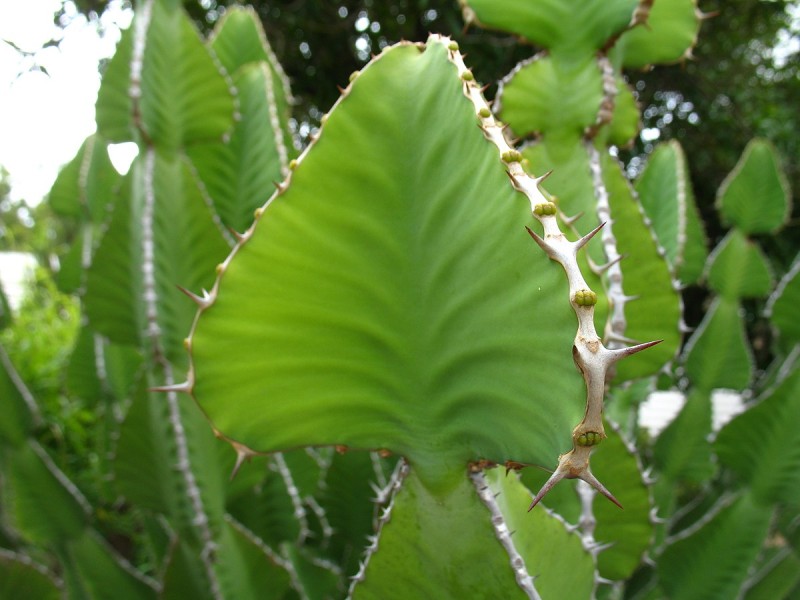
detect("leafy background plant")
[1,1,798,598]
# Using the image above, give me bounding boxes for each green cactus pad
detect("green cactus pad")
[189,38,585,493]
[706,229,774,300]
[716,139,792,235]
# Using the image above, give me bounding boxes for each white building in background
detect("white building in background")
[639,389,746,437]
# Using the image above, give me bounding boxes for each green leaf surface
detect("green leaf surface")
[463,0,638,57]
[0,553,60,600]
[484,468,595,600]
[187,61,293,234]
[49,135,118,223]
[652,389,713,484]
[499,55,603,142]
[658,492,772,600]
[140,0,234,150]
[607,75,640,147]
[716,139,791,234]
[635,140,708,285]
[706,229,773,300]
[0,345,36,446]
[602,153,681,380]
[614,0,700,68]
[115,383,227,535]
[519,423,654,581]
[62,530,156,600]
[590,424,653,581]
[190,38,584,492]
[352,465,593,600]
[86,151,230,363]
[521,142,604,264]
[766,252,800,342]
[715,364,800,506]
[742,548,800,600]
[96,0,234,150]
[96,26,134,143]
[2,442,88,544]
[683,296,753,391]
[215,520,293,600]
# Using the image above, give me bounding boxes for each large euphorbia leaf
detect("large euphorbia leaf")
[613,0,700,69]
[657,492,772,600]
[49,135,122,293]
[187,62,293,234]
[462,0,638,57]
[766,251,800,343]
[60,530,157,600]
[96,0,234,151]
[716,139,791,235]
[652,389,713,485]
[1,442,89,544]
[189,38,585,492]
[590,424,653,581]
[498,55,603,142]
[715,363,800,506]
[0,345,37,447]
[86,151,230,364]
[683,297,753,391]
[606,75,640,147]
[0,553,60,600]
[351,466,593,599]
[705,229,773,300]
[635,140,708,285]
[208,6,293,148]
[600,152,681,380]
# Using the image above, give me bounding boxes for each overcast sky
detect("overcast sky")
[0,0,132,206]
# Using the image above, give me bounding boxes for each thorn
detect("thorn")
[177,285,211,308]
[609,339,663,363]
[480,83,490,93]
[533,169,553,186]
[524,226,548,252]
[578,469,623,509]
[230,450,249,481]
[273,180,285,192]
[528,468,565,511]
[561,211,584,227]
[595,253,626,273]
[596,576,615,585]
[678,320,694,334]
[149,381,192,394]
[643,555,657,568]
[337,85,347,94]
[505,170,523,191]
[574,222,606,252]
[228,227,245,243]
[696,9,719,20]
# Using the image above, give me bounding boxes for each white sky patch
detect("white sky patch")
[0,0,132,206]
